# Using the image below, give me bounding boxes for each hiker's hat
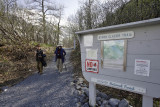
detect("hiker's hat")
[57,44,63,47]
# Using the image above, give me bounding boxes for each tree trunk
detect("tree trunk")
[140,0,143,20]
[87,0,92,29]
[57,19,60,45]
[42,0,47,43]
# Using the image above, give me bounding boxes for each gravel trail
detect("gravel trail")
[0,49,77,107]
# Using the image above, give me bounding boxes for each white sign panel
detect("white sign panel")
[85,59,99,73]
[86,49,98,60]
[84,35,93,47]
[91,78,146,94]
[98,31,134,40]
[134,59,150,76]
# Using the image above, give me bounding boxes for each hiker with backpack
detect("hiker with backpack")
[35,44,47,75]
[54,44,66,73]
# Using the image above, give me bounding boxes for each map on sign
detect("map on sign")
[103,40,124,66]
[85,59,99,73]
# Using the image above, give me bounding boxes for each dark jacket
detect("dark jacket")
[36,49,43,61]
[36,49,47,67]
[54,47,66,63]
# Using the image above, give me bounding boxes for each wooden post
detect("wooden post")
[89,82,96,107]
[142,95,153,107]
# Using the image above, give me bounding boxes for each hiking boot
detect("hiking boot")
[40,72,43,75]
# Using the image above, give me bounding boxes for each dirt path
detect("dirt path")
[0,49,77,107]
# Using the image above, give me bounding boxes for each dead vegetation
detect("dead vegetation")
[0,44,54,93]
[69,42,82,76]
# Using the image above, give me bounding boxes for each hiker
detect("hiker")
[35,44,46,74]
[54,44,66,73]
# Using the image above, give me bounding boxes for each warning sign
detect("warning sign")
[134,59,150,76]
[85,59,99,73]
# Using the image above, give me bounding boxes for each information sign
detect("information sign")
[134,59,150,76]
[85,59,99,73]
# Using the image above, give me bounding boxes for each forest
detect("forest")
[0,0,160,106]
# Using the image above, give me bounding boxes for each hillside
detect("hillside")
[0,44,54,92]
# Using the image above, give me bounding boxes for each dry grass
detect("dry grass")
[0,45,54,91]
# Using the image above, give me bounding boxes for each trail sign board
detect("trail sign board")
[76,18,160,107]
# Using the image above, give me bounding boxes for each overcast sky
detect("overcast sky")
[54,0,79,18]
[16,0,107,25]
[17,0,82,19]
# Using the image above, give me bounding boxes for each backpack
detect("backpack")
[42,54,47,67]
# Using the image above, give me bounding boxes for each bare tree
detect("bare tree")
[76,0,104,30]
[3,0,17,15]
[55,6,64,45]
[28,0,62,44]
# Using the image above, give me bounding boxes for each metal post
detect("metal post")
[89,82,96,107]
[142,95,153,107]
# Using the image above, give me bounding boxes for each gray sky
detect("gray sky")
[16,0,107,25]
[54,0,79,18]
[54,0,106,18]
[17,0,79,19]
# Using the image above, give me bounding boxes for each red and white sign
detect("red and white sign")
[85,59,99,73]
